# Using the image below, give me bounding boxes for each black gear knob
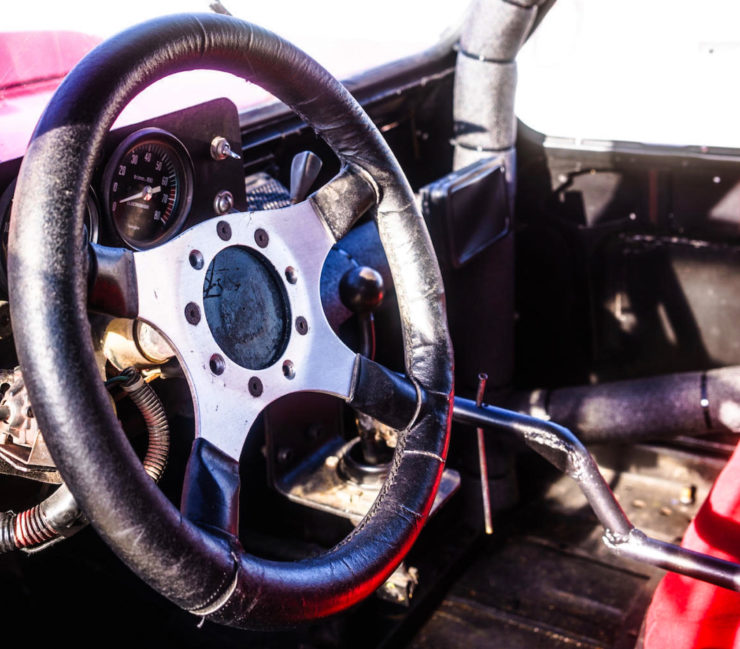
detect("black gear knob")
[339,266,384,314]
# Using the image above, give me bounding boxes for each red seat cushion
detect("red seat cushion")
[645,441,740,648]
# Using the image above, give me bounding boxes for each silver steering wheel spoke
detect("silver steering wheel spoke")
[133,199,359,460]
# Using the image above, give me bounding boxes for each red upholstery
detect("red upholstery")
[645,441,740,648]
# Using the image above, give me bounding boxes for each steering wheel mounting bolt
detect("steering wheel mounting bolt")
[216,220,232,241]
[254,228,269,248]
[248,377,263,397]
[209,354,225,376]
[184,302,201,325]
[188,250,204,270]
[295,316,308,335]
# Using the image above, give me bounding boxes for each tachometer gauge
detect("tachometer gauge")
[103,128,193,250]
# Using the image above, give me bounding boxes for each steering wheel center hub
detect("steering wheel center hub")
[202,245,290,370]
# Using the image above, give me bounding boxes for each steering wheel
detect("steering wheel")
[7,14,453,628]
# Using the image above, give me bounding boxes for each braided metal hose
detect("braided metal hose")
[13,505,57,547]
[2,483,81,550]
[0,368,170,552]
[121,368,169,482]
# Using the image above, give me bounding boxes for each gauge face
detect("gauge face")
[104,128,193,249]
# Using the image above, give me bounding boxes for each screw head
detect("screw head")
[248,377,263,397]
[217,221,232,241]
[285,266,298,284]
[209,354,225,375]
[254,228,269,248]
[295,316,308,335]
[189,250,204,270]
[282,360,295,379]
[277,447,293,464]
[185,302,201,325]
[214,190,235,215]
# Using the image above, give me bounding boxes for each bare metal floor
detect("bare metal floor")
[408,441,727,649]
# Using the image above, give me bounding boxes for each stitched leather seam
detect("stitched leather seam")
[349,162,381,205]
[405,449,445,463]
[188,551,240,616]
[192,15,208,59]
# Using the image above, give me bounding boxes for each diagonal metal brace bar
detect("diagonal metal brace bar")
[453,397,740,592]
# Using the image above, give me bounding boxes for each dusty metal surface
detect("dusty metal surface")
[278,436,461,524]
[408,441,722,649]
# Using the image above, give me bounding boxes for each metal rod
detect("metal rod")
[608,530,740,592]
[475,374,493,535]
[452,397,740,592]
[454,398,632,536]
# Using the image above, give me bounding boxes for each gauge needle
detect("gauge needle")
[119,185,162,203]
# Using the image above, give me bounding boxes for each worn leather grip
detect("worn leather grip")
[8,14,453,627]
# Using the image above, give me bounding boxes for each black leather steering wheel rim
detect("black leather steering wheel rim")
[8,14,453,628]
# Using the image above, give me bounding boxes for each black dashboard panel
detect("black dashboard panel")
[0,98,247,283]
[96,98,247,248]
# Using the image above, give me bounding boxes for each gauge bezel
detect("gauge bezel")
[102,127,194,251]
[0,178,99,296]
[84,185,101,245]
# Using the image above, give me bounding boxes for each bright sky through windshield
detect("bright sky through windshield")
[517,0,740,148]
[0,0,464,159]
[4,0,463,80]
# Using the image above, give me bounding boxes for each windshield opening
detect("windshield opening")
[517,0,740,149]
[0,0,464,161]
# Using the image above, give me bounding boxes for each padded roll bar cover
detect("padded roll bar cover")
[8,14,453,626]
[460,0,536,61]
[453,0,546,169]
[453,56,518,151]
[508,366,740,443]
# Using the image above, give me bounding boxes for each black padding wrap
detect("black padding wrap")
[8,14,453,628]
[460,0,536,61]
[453,0,541,171]
[348,356,422,431]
